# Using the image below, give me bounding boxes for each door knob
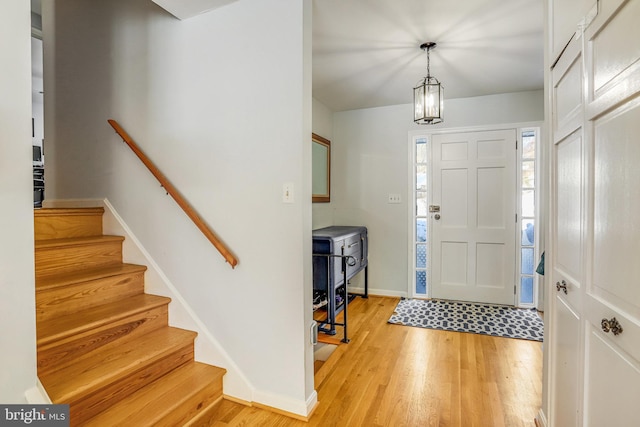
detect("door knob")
[601,317,623,336]
[434,214,441,220]
[556,280,567,294]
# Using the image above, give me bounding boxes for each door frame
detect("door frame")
[407,122,544,306]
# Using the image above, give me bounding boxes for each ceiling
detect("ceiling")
[30,0,544,113]
[312,0,544,112]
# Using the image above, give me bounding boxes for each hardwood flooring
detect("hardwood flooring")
[208,296,542,426]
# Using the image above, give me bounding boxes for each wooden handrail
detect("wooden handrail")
[108,119,238,268]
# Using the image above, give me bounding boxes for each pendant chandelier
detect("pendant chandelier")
[413,42,444,125]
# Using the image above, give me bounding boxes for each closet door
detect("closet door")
[582,0,640,424]
[550,34,584,427]
[550,0,595,62]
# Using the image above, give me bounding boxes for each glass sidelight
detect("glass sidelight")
[519,129,538,306]
[413,137,429,296]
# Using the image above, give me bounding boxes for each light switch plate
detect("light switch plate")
[388,193,401,204]
[283,182,294,203]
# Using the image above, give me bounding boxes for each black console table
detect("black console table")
[312,226,368,343]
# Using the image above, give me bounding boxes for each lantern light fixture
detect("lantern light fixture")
[413,42,444,125]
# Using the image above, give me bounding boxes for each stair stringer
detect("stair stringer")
[100,198,254,402]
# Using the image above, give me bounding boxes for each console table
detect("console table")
[312,226,368,343]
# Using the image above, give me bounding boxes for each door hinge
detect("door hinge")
[514,285,517,295]
[515,213,518,223]
[516,139,518,150]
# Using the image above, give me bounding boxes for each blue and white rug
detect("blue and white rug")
[388,298,543,341]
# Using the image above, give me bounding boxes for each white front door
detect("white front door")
[430,129,517,305]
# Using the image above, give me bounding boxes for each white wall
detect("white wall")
[331,91,544,296]
[0,0,38,403]
[311,97,334,229]
[43,0,314,415]
[312,97,333,139]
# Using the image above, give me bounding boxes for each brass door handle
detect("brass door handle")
[556,280,567,294]
[601,317,623,336]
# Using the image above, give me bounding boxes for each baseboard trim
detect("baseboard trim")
[223,391,319,422]
[348,286,407,298]
[535,408,548,427]
[25,379,51,404]
[252,401,311,422]
[222,394,252,407]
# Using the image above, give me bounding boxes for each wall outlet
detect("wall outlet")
[388,193,401,204]
[283,182,294,203]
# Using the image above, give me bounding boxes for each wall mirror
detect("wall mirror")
[312,133,330,202]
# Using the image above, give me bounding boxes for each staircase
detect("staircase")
[35,207,225,426]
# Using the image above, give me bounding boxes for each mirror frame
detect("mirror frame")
[312,133,331,203]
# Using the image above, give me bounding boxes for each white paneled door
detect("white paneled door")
[431,130,516,305]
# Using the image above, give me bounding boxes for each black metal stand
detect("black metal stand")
[312,253,368,343]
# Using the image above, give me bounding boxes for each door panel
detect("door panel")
[554,130,584,305]
[552,298,581,427]
[582,94,640,426]
[432,129,516,305]
[476,243,505,288]
[441,169,468,228]
[551,128,584,427]
[441,242,467,286]
[477,167,506,228]
[584,327,640,427]
[550,27,584,424]
[590,0,640,93]
[592,99,640,311]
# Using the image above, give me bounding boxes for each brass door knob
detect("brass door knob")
[601,317,623,336]
[556,280,567,294]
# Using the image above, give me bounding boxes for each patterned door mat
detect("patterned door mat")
[388,298,543,341]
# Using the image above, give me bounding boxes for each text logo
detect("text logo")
[0,405,69,426]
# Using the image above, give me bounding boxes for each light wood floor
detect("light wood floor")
[206,296,542,426]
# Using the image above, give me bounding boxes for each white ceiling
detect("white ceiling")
[30,0,544,113]
[312,0,544,112]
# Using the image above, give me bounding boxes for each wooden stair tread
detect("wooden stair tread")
[37,293,171,346]
[35,207,105,240]
[35,235,124,249]
[36,263,147,291]
[83,362,226,426]
[34,207,227,424]
[34,207,105,217]
[41,326,197,403]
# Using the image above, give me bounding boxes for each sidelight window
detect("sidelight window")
[519,129,538,307]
